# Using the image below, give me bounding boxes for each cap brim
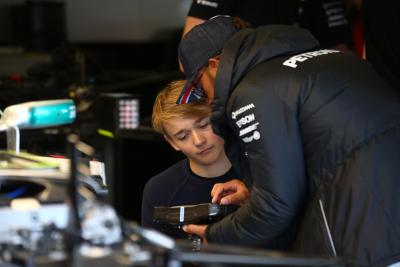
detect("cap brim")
[176,75,202,104]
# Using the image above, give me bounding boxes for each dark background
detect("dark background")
[0,0,188,222]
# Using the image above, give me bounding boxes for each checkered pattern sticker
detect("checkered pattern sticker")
[118,99,139,129]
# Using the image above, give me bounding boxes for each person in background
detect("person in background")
[177,16,400,267]
[141,79,246,238]
[362,0,400,92]
[343,0,364,58]
[183,0,353,51]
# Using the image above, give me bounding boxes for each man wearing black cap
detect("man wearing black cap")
[177,15,400,267]
[183,0,353,51]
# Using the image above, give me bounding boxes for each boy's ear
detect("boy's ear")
[164,134,180,151]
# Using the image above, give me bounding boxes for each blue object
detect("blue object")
[29,100,76,127]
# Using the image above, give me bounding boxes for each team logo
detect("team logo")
[242,131,261,143]
[231,103,255,119]
[232,103,260,143]
[283,49,340,68]
[236,113,255,128]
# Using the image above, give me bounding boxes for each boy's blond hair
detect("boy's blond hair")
[152,80,210,135]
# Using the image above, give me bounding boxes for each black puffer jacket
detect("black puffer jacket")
[206,25,400,267]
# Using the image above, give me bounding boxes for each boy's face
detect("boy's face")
[163,115,226,167]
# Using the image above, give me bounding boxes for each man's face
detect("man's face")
[196,58,219,103]
[164,115,226,167]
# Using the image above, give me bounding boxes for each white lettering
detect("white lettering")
[283,59,297,68]
[283,49,340,68]
[231,103,255,119]
[242,131,261,143]
[196,0,218,8]
[236,113,255,128]
[242,136,253,143]
[239,123,259,136]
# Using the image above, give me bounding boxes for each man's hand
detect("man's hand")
[211,179,250,205]
[182,224,208,241]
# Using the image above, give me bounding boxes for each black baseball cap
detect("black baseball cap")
[177,15,239,104]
